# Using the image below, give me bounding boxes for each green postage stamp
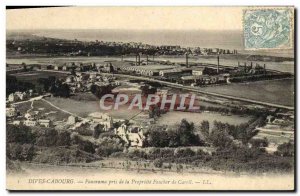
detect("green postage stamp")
[243,8,294,50]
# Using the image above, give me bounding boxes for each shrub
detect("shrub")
[153,159,163,168]
[35,128,58,147]
[7,143,35,161]
[249,137,269,148]
[95,136,125,157]
[275,142,294,157]
[56,131,71,146]
[7,124,36,144]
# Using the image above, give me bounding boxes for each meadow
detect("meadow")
[10,71,68,84]
[201,78,294,107]
[157,111,253,127]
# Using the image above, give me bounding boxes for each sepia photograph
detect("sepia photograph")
[5,6,295,191]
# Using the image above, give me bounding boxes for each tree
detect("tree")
[147,130,169,147]
[146,120,203,147]
[7,143,35,161]
[91,84,113,99]
[153,159,163,168]
[177,119,198,146]
[235,117,265,144]
[6,124,36,144]
[175,148,195,158]
[209,122,233,149]
[95,135,125,157]
[141,85,157,96]
[200,120,210,138]
[275,142,294,157]
[56,131,71,146]
[249,137,268,148]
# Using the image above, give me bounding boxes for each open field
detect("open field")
[255,132,293,144]
[44,96,250,126]
[157,111,253,127]
[44,96,149,122]
[14,99,70,122]
[10,71,68,84]
[201,78,294,107]
[44,97,99,118]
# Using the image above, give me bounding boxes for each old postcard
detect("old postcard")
[6,6,295,191]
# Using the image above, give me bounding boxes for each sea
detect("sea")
[27,29,294,58]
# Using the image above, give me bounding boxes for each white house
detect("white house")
[67,115,78,125]
[88,112,113,131]
[192,67,206,76]
[38,119,51,127]
[6,107,16,117]
[115,124,145,147]
[8,93,18,102]
[24,120,37,127]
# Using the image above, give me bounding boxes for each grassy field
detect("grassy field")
[157,111,253,127]
[10,71,68,84]
[44,97,99,118]
[44,96,148,121]
[255,132,293,144]
[13,99,70,122]
[201,78,294,107]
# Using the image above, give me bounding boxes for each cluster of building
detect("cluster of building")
[66,112,145,147]
[66,112,114,133]
[64,71,120,93]
[7,90,33,103]
[7,106,52,128]
[115,124,145,147]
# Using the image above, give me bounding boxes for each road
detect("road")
[40,69,294,110]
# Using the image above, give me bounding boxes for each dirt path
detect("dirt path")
[41,98,84,120]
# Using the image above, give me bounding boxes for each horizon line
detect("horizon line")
[7,28,243,32]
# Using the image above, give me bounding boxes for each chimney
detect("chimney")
[244,62,247,73]
[146,55,149,65]
[217,56,220,74]
[135,55,138,65]
[186,53,189,68]
[138,53,141,65]
[250,62,253,69]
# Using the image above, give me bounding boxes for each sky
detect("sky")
[6,7,244,31]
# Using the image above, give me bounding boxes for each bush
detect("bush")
[56,131,71,146]
[95,136,125,157]
[153,159,163,168]
[175,148,195,158]
[74,123,93,136]
[146,119,203,147]
[35,129,71,147]
[33,146,101,164]
[275,142,294,157]
[71,133,95,153]
[7,143,35,161]
[7,124,36,144]
[249,138,268,148]
[35,129,58,147]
